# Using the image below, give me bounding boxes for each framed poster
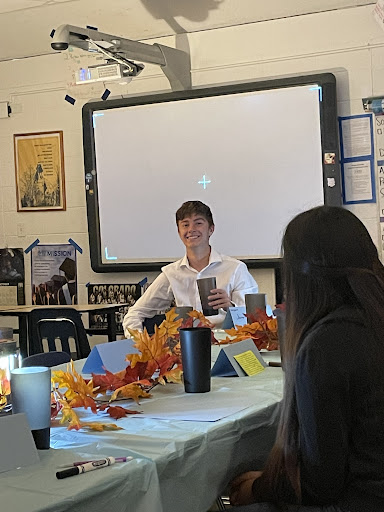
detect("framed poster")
[14,131,66,211]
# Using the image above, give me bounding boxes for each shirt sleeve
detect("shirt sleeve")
[230,262,258,306]
[123,272,173,335]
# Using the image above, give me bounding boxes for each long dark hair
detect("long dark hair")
[259,206,384,503]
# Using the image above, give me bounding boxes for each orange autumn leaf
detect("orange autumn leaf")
[110,382,152,403]
[224,313,279,351]
[92,369,127,393]
[123,361,154,385]
[69,394,98,413]
[189,310,214,328]
[157,353,183,385]
[99,404,141,419]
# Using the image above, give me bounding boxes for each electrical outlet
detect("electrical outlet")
[17,223,25,237]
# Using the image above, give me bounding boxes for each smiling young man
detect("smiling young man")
[123,201,258,334]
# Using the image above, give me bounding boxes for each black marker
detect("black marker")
[56,456,115,479]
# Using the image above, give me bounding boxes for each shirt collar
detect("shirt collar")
[180,247,223,270]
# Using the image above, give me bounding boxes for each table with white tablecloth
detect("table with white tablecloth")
[0,350,283,512]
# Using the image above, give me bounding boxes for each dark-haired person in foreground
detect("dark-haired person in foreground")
[123,201,257,335]
[230,206,384,512]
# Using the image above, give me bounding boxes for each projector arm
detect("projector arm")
[51,24,191,91]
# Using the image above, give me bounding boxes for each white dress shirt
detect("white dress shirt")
[123,247,258,334]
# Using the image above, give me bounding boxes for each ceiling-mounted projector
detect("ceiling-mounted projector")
[75,61,144,84]
[51,24,191,91]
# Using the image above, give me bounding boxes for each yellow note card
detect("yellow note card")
[234,350,265,376]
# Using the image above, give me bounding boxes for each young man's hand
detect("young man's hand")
[229,471,263,506]
[208,288,232,310]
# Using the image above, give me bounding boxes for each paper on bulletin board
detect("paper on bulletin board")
[343,161,373,202]
[374,113,384,262]
[340,116,372,158]
[339,114,375,205]
[374,115,384,219]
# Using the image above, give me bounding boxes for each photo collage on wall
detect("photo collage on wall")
[0,248,25,306]
[87,283,147,334]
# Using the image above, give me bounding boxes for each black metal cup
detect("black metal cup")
[174,306,193,322]
[180,327,211,393]
[245,293,266,317]
[197,277,218,316]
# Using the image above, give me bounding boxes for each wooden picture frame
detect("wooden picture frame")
[14,131,66,211]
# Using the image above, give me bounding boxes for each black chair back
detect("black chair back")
[28,308,91,359]
[22,350,71,367]
[143,314,166,335]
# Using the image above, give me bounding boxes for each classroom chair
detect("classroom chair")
[28,308,91,359]
[22,350,71,368]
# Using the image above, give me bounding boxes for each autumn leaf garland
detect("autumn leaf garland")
[222,308,280,351]
[52,308,214,430]
[51,307,279,431]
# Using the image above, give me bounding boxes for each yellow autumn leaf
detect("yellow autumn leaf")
[0,368,11,410]
[80,422,123,432]
[110,382,151,403]
[52,361,99,401]
[158,366,183,385]
[59,400,82,430]
[156,308,183,339]
[189,310,214,328]
[126,328,169,368]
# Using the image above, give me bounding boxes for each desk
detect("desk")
[0,358,283,512]
[0,304,126,359]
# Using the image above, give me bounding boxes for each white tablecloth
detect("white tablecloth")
[1,351,283,512]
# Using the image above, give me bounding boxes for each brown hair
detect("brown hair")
[258,206,384,504]
[175,201,214,227]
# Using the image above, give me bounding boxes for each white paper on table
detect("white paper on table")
[136,383,262,422]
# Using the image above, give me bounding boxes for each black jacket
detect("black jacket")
[253,306,384,512]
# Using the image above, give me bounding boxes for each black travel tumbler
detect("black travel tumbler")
[179,327,211,393]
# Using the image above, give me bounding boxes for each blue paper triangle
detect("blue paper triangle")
[211,350,238,377]
[82,339,139,374]
[82,348,104,374]
[222,306,247,329]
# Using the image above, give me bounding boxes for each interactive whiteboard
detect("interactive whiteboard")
[83,74,340,272]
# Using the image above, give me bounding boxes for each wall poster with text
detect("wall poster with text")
[14,131,66,211]
[31,244,77,305]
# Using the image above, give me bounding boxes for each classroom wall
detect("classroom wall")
[0,4,383,319]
